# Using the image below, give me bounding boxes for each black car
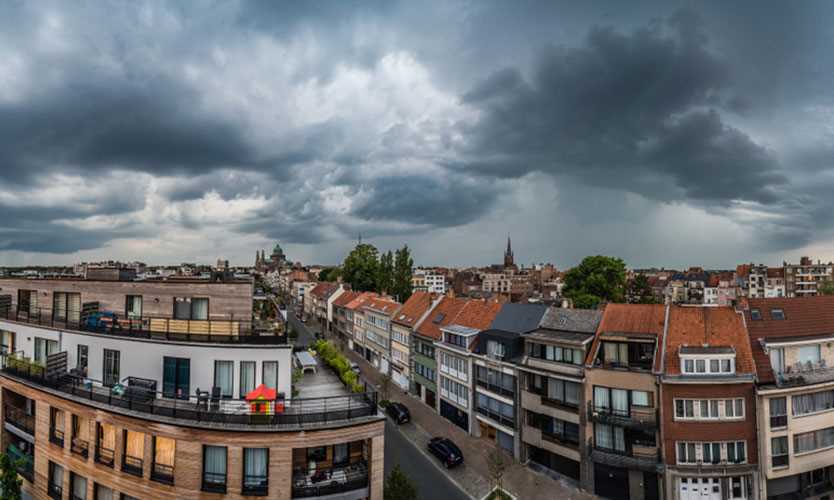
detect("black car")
[427,437,463,468]
[386,402,411,424]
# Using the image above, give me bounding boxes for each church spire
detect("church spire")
[504,234,514,268]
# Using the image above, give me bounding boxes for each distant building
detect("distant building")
[784,256,833,297]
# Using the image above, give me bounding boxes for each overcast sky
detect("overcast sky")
[2,1,834,269]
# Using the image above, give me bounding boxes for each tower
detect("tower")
[504,235,514,268]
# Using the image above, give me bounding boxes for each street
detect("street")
[284,304,470,500]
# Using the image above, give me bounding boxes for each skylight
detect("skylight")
[750,308,761,320]
[771,308,785,320]
[433,313,446,324]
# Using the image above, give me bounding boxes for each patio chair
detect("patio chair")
[196,388,210,409]
[210,386,221,411]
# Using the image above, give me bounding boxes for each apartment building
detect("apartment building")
[309,282,345,334]
[518,308,602,482]
[360,297,401,375]
[748,266,786,299]
[584,304,665,500]
[389,292,436,391]
[745,296,834,499]
[660,306,760,500]
[411,297,468,409]
[784,258,834,297]
[0,277,385,499]
[411,270,446,295]
[332,291,361,347]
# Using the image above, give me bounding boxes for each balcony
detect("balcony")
[0,353,379,431]
[202,472,227,494]
[151,462,174,485]
[772,455,789,468]
[95,446,115,467]
[589,442,663,473]
[588,402,657,430]
[3,405,34,435]
[49,427,65,447]
[292,460,369,498]
[242,475,268,496]
[475,378,515,399]
[70,437,89,459]
[1,307,287,345]
[476,406,515,429]
[6,443,33,482]
[122,455,143,477]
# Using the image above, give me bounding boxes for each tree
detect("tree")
[392,245,414,302]
[628,274,657,304]
[0,453,22,500]
[341,244,380,292]
[563,255,627,309]
[318,267,341,282]
[486,445,508,497]
[377,250,395,295]
[820,280,834,296]
[384,464,418,500]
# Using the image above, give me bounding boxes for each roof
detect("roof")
[361,296,401,316]
[414,297,501,341]
[333,291,360,308]
[310,282,339,299]
[489,303,548,333]
[442,324,480,336]
[707,274,720,287]
[538,307,602,334]
[744,296,834,383]
[392,291,434,327]
[663,306,755,376]
[344,292,377,311]
[587,304,666,371]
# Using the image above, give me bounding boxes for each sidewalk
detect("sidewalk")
[343,348,596,500]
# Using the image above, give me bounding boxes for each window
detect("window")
[95,484,113,500]
[240,361,256,398]
[772,437,789,467]
[541,377,580,407]
[792,389,834,416]
[203,446,227,493]
[487,340,506,359]
[440,376,469,408]
[76,345,88,373]
[103,349,120,387]
[681,356,735,375]
[770,347,785,373]
[242,448,269,495]
[174,297,209,320]
[632,391,650,407]
[49,407,64,447]
[53,292,80,323]
[71,473,87,500]
[262,361,279,389]
[333,443,349,465]
[674,399,743,420]
[96,423,115,467]
[122,430,145,476]
[702,442,722,464]
[0,330,14,354]
[750,308,762,320]
[770,397,787,428]
[727,441,746,463]
[307,446,326,462]
[771,308,785,320]
[48,462,63,500]
[162,357,190,399]
[677,442,697,464]
[214,361,234,398]
[126,295,143,319]
[794,427,834,454]
[476,393,515,428]
[34,337,59,365]
[152,436,176,484]
[595,423,625,452]
[798,345,822,365]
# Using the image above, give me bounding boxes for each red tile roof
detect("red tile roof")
[344,292,377,311]
[333,291,360,308]
[309,282,338,299]
[415,296,469,340]
[586,304,667,370]
[361,296,401,316]
[664,306,755,375]
[392,291,435,327]
[745,296,834,383]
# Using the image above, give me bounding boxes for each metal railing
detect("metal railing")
[70,437,89,458]
[588,439,663,473]
[242,474,268,496]
[151,462,174,485]
[3,405,35,435]
[475,378,515,398]
[122,455,143,476]
[202,472,227,493]
[475,406,515,429]
[0,353,379,428]
[0,306,287,345]
[96,446,115,467]
[49,428,64,447]
[292,460,369,498]
[588,402,658,430]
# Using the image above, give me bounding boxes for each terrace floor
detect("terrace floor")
[295,356,352,399]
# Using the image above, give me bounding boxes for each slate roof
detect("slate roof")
[392,291,434,327]
[744,296,834,384]
[538,307,603,334]
[664,306,755,376]
[489,303,548,334]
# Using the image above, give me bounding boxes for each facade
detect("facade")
[332,291,361,348]
[308,282,344,334]
[784,257,833,297]
[583,304,665,500]
[411,297,468,409]
[745,296,834,499]
[389,292,436,391]
[0,278,385,500]
[359,297,401,375]
[411,270,446,295]
[660,306,760,500]
[518,308,602,483]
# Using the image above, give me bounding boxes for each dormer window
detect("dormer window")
[750,309,762,321]
[681,355,735,375]
[771,308,785,320]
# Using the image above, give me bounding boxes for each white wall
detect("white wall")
[0,320,293,399]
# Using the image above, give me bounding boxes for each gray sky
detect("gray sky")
[2,1,834,269]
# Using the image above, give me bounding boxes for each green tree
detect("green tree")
[628,274,657,304]
[563,255,627,309]
[341,244,380,292]
[318,267,341,282]
[384,464,418,500]
[820,280,834,296]
[392,245,414,302]
[0,453,22,500]
[377,250,395,295]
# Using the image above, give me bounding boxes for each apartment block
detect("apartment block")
[784,257,834,297]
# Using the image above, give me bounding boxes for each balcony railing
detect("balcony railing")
[1,307,287,345]
[3,405,35,435]
[588,402,658,430]
[242,475,268,496]
[475,379,514,398]
[772,455,789,468]
[589,440,662,473]
[123,455,143,476]
[0,353,379,429]
[541,430,579,448]
[6,444,33,482]
[48,483,62,500]
[95,446,115,467]
[151,462,175,485]
[770,414,788,428]
[71,437,89,458]
[476,406,515,429]
[292,460,369,498]
[49,428,65,447]
[202,472,227,493]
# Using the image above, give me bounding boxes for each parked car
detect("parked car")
[386,402,411,424]
[427,437,463,468]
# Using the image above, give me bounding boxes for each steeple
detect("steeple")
[504,234,514,268]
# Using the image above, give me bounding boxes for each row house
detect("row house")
[661,306,760,500]
[518,308,602,482]
[746,296,834,499]
[332,291,361,348]
[359,297,401,375]
[309,282,346,334]
[389,292,436,391]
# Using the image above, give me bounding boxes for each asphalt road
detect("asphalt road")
[285,304,317,348]
[384,419,472,500]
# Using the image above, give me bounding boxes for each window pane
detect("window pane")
[204,445,227,476]
[263,361,278,389]
[215,361,233,398]
[244,448,268,481]
[240,361,255,398]
[192,298,209,320]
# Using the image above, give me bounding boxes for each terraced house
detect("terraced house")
[360,297,401,376]
[0,276,384,500]
[411,297,468,409]
[389,292,437,391]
